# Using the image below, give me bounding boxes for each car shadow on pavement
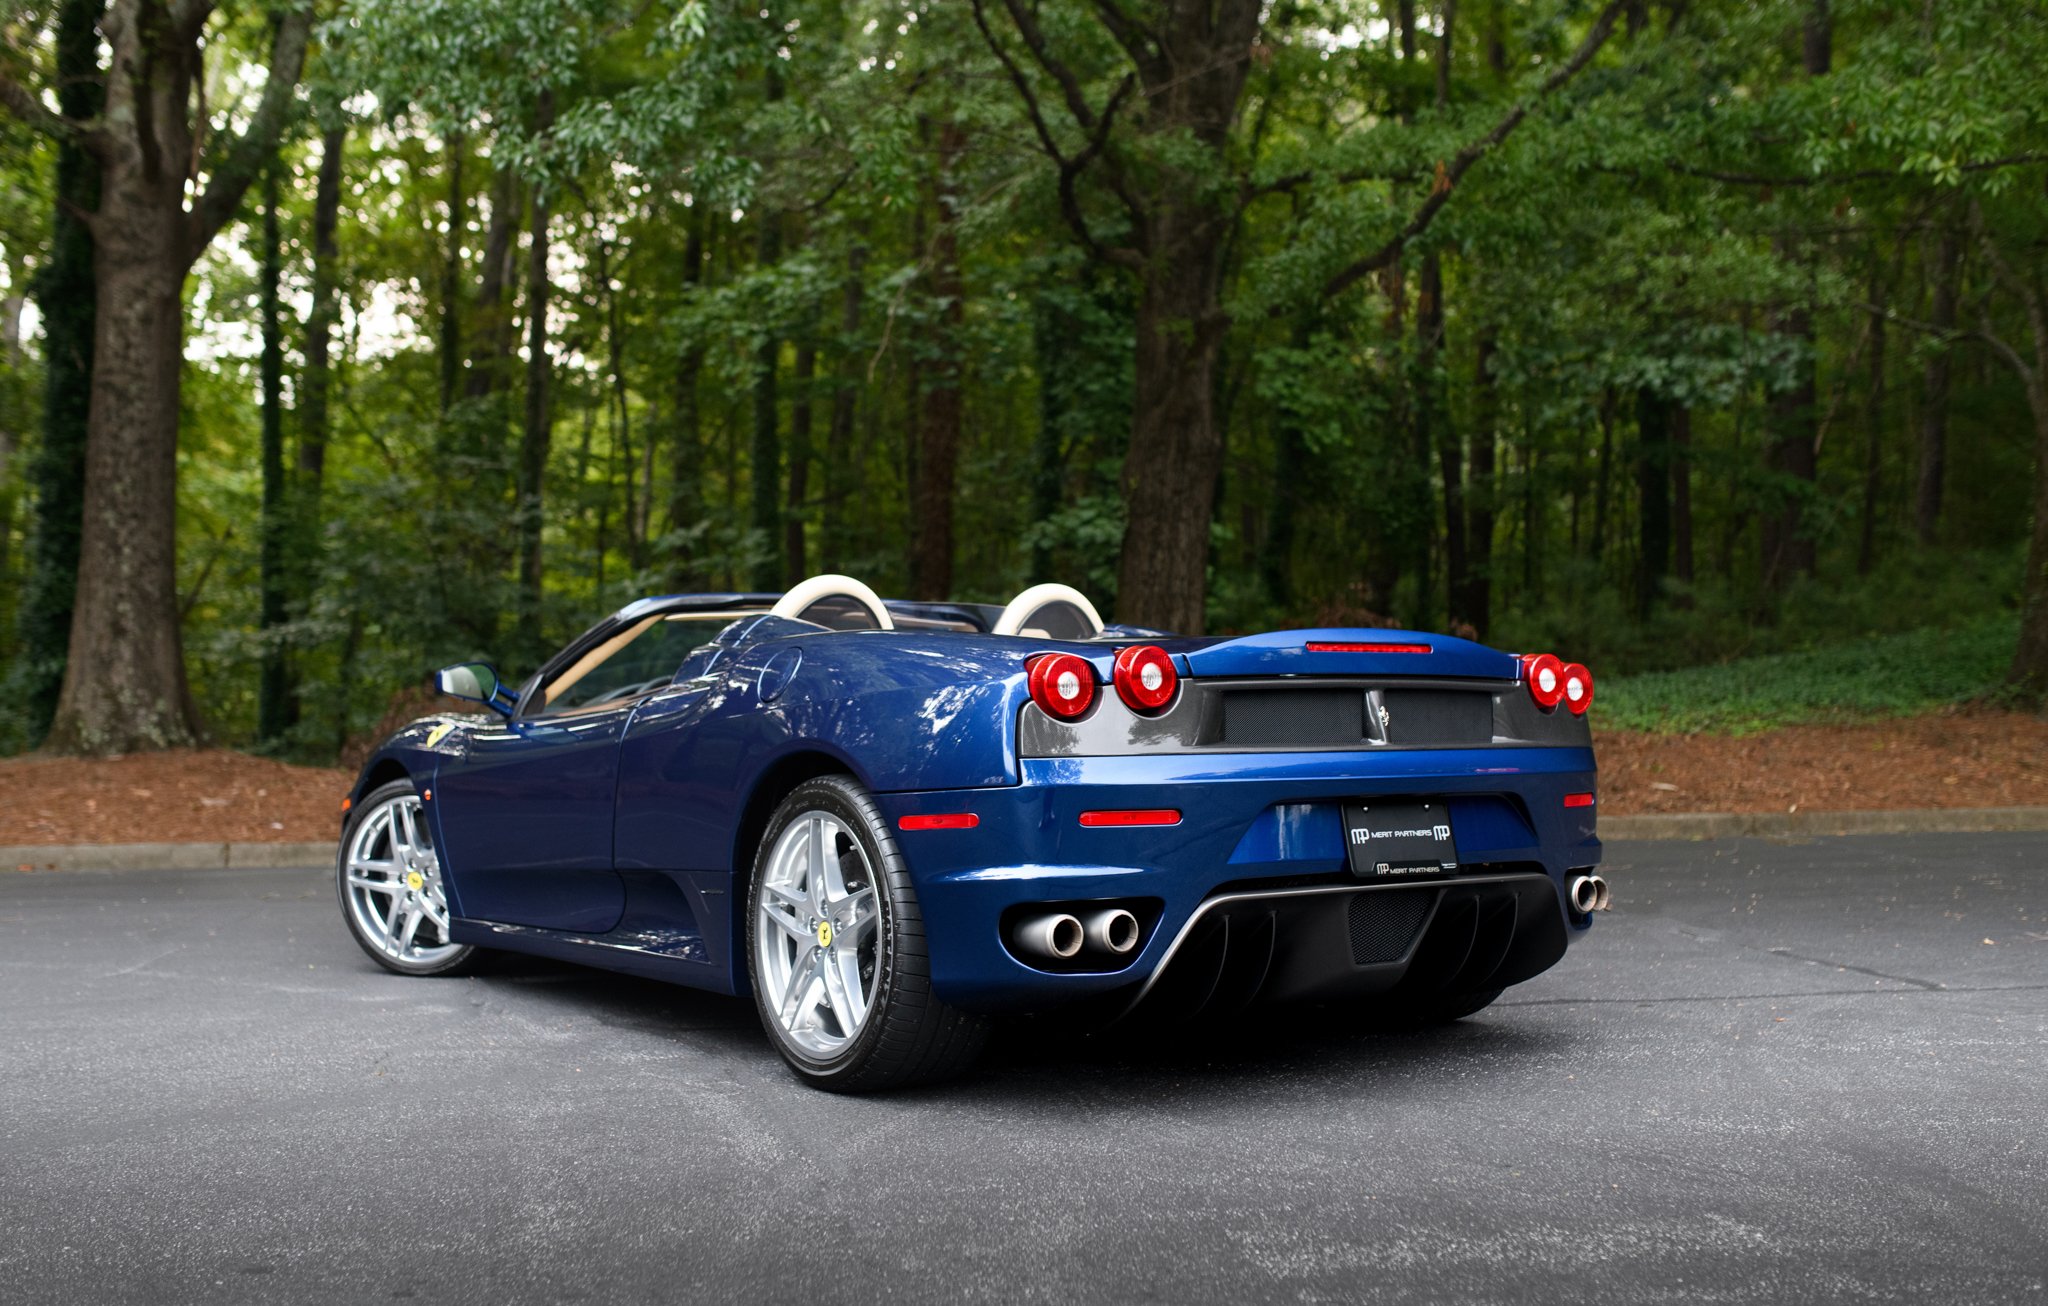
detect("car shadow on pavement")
[953,1007,1584,1107]
[461,951,1585,1104]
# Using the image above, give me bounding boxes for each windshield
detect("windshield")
[533,612,755,716]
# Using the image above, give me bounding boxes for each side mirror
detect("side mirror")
[434,662,516,716]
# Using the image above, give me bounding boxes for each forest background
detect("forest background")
[1,0,2045,762]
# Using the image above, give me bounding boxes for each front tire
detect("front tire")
[745,776,988,1091]
[337,779,477,977]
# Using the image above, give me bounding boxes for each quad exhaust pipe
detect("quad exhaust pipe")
[1010,906,1143,966]
[1010,911,1085,962]
[1081,907,1141,957]
[1567,873,1612,914]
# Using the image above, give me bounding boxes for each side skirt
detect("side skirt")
[450,917,738,994]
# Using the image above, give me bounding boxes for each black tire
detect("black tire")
[336,778,479,977]
[744,775,989,1091]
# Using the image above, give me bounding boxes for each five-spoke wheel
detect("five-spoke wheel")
[745,775,988,1090]
[337,779,475,976]
[755,810,882,1057]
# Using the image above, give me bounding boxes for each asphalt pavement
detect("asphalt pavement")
[1,834,2043,1305]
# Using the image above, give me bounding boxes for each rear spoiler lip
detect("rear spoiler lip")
[1161,628,1521,683]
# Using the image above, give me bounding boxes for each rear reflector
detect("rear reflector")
[1564,793,1595,808]
[1306,641,1432,654]
[899,813,980,831]
[1078,809,1182,828]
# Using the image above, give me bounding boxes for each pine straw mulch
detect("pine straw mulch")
[4,709,2048,848]
[1,750,354,848]
[1595,709,2048,815]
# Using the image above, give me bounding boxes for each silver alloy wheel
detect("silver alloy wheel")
[344,794,463,967]
[754,809,882,1058]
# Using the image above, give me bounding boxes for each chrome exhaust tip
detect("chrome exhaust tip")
[1592,876,1612,911]
[1568,874,1605,915]
[1012,912,1085,961]
[1081,907,1141,957]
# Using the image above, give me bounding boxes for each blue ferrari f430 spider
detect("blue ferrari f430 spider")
[337,574,1607,1090]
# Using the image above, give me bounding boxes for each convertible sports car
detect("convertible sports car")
[337,574,1606,1090]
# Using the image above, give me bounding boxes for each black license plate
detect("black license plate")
[1343,800,1459,879]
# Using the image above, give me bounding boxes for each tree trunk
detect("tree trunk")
[1520,434,1538,598]
[443,164,519,647]
[45,187,201,751]
[668,204,707,587]
[1467,330,1498,638]
[464,167,520,403]
[1634,387,1671,620]
[748,51,788,592]
[44,4,311,752]
[1096,0,1262,635]
[295,122,343,730]
[1672,405,1694,593]
[785,341,815,586]
[1424,4,1463,630]
[1592,389,1615,566]
[438,134,464,415]
[750,211,784,591]
[822,237,865,568]
[594,235,639,569]
[911,121,967,601]
[1803,0,1832,75]
[1971,215,2048,699]
[0,269,23,591]
[257,161,294,744]
[13,0,101,745]
[301,126,344,490]
[1859,268,1886,576]
[514,93,554,656]
[1761,298,1819,590]
[1117,212,1229,634]
[1915,224,1960,545]
[2010,374,2048,697]
[1263,345,1307,613]
[1760,0,1829,593]
[1426,251,1462,630]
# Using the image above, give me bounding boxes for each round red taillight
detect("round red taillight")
[1027,652,1097,719]
[1112,644,1177,713]
[1523,652,1566,710]
[1560,662,1594,715]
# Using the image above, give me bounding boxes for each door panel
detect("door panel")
[612,678,726,874]
[435,707,633,933]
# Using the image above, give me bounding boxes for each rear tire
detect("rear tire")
[745,775,988,1091]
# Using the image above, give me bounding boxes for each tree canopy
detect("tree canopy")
[1,0,2045,756]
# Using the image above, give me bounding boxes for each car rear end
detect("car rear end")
[873,629,1603,1019]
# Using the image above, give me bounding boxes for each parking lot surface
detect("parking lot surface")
[1,833,2043,1304]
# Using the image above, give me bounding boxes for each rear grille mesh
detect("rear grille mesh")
[1220,689,1364,747]
[1379,689,1494,746]
[1214,686,1496,748]
[1346,890,1434,963]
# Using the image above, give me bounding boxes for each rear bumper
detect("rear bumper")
[876,747,1600,1013]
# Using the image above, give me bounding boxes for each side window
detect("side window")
[534,615,728,717]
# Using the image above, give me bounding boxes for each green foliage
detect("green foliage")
[3,0,2046,756]
[1598,613,2022,735]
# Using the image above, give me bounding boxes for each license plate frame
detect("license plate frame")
[1342,800,1459,880]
